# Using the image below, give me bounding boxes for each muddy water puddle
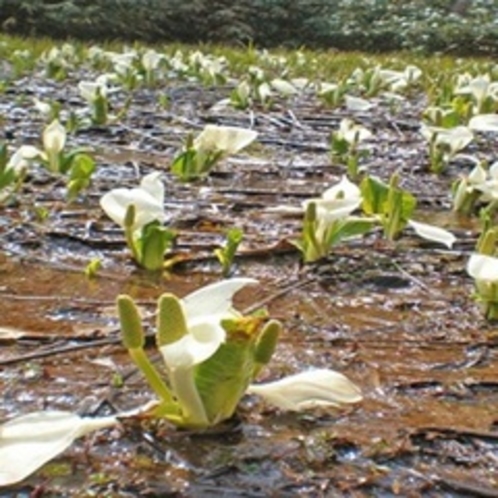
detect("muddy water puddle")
[2,250,498,496]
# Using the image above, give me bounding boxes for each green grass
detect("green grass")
[1,33,495,84]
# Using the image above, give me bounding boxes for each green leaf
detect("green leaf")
[194,331,256,425]
[170,148,197,181]
[189,315,266,424]
[0,143,7,170]
[0,162,16,191]
[84,258,101,278]
[331,135,349,157]
[215,227,244,277]
[398,190,417,223]
[69,153,95,179]
[139,222,175,271]
[361,174,416,240]
[360,175,389,215]
[326,217,376,247]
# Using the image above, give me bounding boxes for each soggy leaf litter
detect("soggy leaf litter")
[1,52,498,497]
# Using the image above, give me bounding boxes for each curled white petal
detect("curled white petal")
[314,198,362,222]
[408,220,456,249]
[182,278,257,321]
[78,80,107,102]
[468,164,487,185]
[467,253,498,282]
[139,171,164,204]
[270,78,299,96]
[318,82,338,96]
[489,161,498,180]
[33,98,52,118]
[100,186,165,231]
[247,369,363,411]
[421,125,474,154]
[344,95,373,112]
[7,145,41,173]
[469,114,498,133]
[0,411,118,486]
[0,403,155,486]
[322,175,362,201]
[142,49,162,71]
[303,176,362,222]
[159,315,226,369]
[194,125,258,155]
[159,279,257,370]
[338,118,372,143]
[43,120,66,154]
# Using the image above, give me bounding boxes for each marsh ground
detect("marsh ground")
[1,40,498,497]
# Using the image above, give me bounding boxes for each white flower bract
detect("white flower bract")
[159,278,257,370]
[100,171,165,232]
[193,125,258,156]
[247,369,363,411]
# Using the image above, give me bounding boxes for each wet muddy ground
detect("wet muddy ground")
[1,70,498,497]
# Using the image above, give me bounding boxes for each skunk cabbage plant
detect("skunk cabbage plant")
[0,279,362,486]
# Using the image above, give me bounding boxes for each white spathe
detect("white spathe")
[467,253,498,282]
[338,118,372,144]
[33,98,52,119]
[6,145,41,173]
[454,74,498,109]
[159,278,257,370]
[318,82,338,96]
[78,80,109,103]
[476,167,498,201]
[407,220,456,249]
[322,175,362,201]
[0,403,156,486]
[142,49,163,72]
[43,119,66,155]
[0,411,117,486]
[379,65,422,91]
[257,82,272,102]
[247,369,362,411]
[100,171,165,232]
[193,125,258,155]
[420,125,473,156]
[468,114,498,133]
[270,78,299,96]
[303,176,362,223]
[344,95,374,112]
[468,163,487,185]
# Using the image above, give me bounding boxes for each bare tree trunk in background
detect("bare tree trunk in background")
[451,0,471,15]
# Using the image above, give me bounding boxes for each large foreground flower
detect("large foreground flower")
[0,279,362,486]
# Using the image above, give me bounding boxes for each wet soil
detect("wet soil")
[1,71,498,497]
